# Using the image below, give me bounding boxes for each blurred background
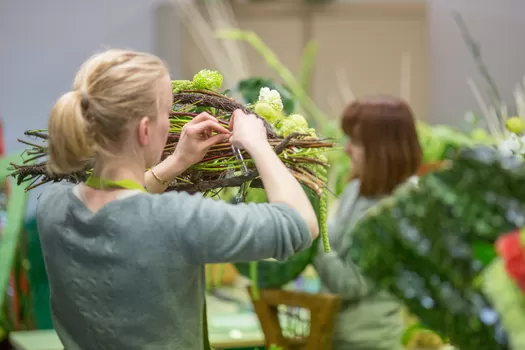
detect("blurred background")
[1,0,525,214]
[1,1,525,349]
[0,0,522,211]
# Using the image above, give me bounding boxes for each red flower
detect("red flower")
[496,230,525,292]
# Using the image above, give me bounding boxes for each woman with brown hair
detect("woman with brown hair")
[313,96,422,350]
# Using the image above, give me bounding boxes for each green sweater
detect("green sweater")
[36,183,312,350]
[313,180,403,350]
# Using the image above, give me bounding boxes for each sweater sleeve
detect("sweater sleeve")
[155,191,312,264]
[312,243,369,300]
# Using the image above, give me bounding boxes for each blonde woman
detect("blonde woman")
[37,49,318,349]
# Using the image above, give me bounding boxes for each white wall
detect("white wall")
[427,0,525,126]
[341,0,525,125]
[0,0,178,215]
[0,0,171,154]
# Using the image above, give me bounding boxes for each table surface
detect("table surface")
[9,288,264,350]
[9,274,320,350]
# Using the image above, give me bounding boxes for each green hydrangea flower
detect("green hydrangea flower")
[288,114,308,129]
[277,117,312,137]
[254,101,282,124]
[192,69,223,91]
[171,80,194,94]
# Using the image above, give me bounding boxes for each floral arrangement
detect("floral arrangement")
[492,77,525,158]
[497,116,525,156]
[458,66,525,347]
[481,112,525,349]
[348,143,525,349]
[10,69,334,199]
[176,73,333,256]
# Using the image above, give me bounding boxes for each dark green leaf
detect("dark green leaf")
[472,241,497,266]
[236,77,296,115]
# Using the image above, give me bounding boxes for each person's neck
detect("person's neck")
[92,159,146,187]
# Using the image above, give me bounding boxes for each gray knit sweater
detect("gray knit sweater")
[36,183,312,350]
[313,180,403,350]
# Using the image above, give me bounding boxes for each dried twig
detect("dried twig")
[453,12,502,109]
[10,90,334,195]
[174,91,278,137]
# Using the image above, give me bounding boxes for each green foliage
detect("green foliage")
[24,218,53,329]
[402,323,446,347]
[217,30,327,130]
[298,40,317,94]
[483,259,525,349]
[416,122,482,163]
[350,146,525,350]
[268,345,284,350]
[0,153,31,338]
[472,241,497,266]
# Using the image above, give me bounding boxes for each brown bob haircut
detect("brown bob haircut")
[341,96,422,197]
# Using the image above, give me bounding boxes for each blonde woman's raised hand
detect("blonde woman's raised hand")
[229,109,267,151]
[174,112,231,168]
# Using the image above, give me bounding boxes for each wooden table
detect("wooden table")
[206,286,265,349]
[9,324,264,350]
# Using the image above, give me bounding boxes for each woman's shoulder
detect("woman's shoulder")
[37,183,231,225]
[342,180,380,207]
[43,181,75,192]
[341,179,361,199]
[149,190,206,209]
[138,191,232,225]
[38,182,75,205]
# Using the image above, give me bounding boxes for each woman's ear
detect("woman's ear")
[137,116,150,146]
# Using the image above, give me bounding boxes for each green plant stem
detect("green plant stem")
[217,29,327,132]
[249,261,260,300]
[205,265,213,292]
[320,188,330,252]
[214,264,225,289]
[298,40,318,96]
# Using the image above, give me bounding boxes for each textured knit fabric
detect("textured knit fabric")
[313,180,404,350]
[36,182,312,350]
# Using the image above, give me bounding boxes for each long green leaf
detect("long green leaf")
[298,40,318,97]
[217,29,328,133]
[0,152,29,313]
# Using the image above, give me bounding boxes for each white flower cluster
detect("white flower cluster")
[497,133,525,157]
[258,87,283,111]
[496,115,525,157]
[253,87,316,138]
[468,76,525,159]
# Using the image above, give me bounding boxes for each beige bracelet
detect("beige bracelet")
[150,168,171,186]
